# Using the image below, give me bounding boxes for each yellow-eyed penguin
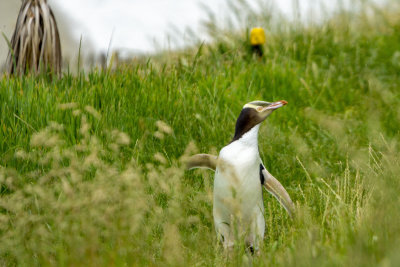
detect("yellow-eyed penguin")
[187,100,294,251]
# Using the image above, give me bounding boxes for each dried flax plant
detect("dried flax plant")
[6,0,62,76]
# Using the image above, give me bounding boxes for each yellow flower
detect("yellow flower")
[250,27,266,45]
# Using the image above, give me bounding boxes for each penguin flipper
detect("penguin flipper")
[186,154,217,171]
[261,168,295,218]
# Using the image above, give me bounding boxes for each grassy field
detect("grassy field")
[1,1,400,266]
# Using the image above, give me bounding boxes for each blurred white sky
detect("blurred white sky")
[1,0,387,62]
[49,0,365,55]
[50,0,233,54]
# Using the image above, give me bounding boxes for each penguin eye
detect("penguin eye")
[256,106,264,112]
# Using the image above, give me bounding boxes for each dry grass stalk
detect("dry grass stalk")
[6,0,62,76]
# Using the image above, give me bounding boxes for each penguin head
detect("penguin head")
[233,100,287,141]
[243,100,288,119]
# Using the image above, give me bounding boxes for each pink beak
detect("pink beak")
[265,100,288,110]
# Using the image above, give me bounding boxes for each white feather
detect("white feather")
[213,125,265,248]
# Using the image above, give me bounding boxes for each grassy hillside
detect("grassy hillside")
[1,1,400,266]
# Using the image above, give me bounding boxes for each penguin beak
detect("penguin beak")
[265,100,288,110]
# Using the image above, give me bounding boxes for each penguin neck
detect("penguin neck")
[232,124,260,149]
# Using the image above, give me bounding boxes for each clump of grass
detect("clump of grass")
[5,0,62,76]
[0,106,215,266]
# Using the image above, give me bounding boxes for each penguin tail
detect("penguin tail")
[186,154,217,171]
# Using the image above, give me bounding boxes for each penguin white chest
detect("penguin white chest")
[213,126,264,231]
[215,141,262,209]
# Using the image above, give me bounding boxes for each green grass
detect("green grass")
[1,1,400,266]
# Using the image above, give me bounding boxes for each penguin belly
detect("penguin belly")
[213,143,265,248]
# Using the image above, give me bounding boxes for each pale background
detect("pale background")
[0,0,385,70]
